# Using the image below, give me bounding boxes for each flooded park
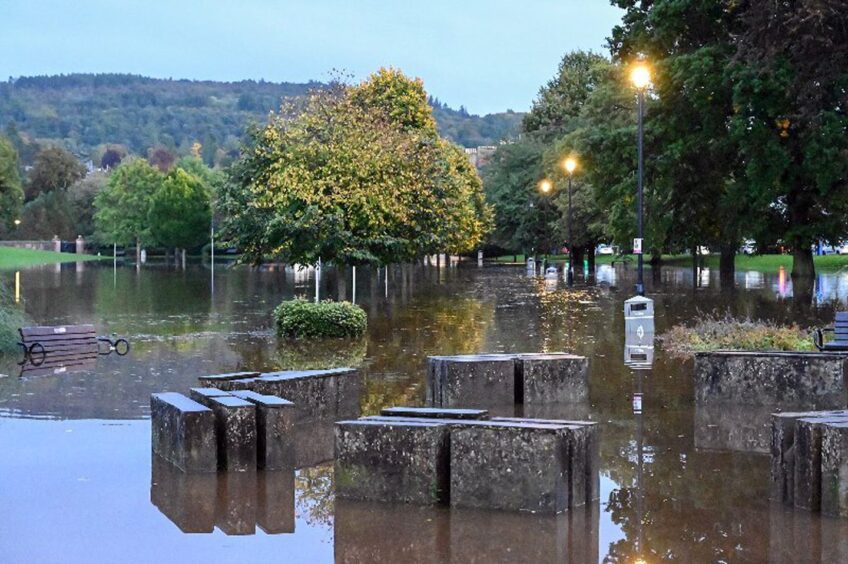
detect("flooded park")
[2,259,848,563]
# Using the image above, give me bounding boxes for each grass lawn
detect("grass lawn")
[0,247,107,270]
[493,252,848,271]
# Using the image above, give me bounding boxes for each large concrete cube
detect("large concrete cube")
[197,371,261,389]
[517,353,589,404]
[335,420,450,505]
[252,368,359,422]
[794,415,848,511]
[230,390,295,470]
[427,354,516,408]
[450,421,573,513]
[380,406,489,420]
[821,421,848,518]
[150,392,216,473]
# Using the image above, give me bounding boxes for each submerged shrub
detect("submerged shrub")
[660,313,814,358]
[274,298,367,339]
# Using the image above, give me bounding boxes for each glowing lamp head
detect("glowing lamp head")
[13,219,21,226]
[563,157,577,174]
[539,179,552,194]
[630,64,651,89]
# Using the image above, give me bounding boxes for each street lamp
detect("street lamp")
[562,156,578,287]
[630,61,650,296]
[538,179,552,194]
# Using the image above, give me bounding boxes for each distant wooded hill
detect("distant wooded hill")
[0,73,523,165]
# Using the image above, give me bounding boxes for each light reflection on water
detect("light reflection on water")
[0,260,847,562]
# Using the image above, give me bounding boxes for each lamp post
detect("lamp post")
[630,62,650,296]
[538,179,553,271]
[562,157,577,287]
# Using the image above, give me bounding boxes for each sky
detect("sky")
[0,0,622,115]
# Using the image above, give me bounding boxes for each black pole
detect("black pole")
[636,89,645,296]
[567,174,574,287]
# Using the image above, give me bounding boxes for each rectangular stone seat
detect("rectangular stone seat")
[208,396,258,472]
[335,419,450,505]
[150,392,216,473]
[230,390,295,470]
[380,406,489,420]
[450,421,574,514]
[428,354,517,408]
[516,353,589,404]
[252,368,359,421]
[197,371,261,388]
[822,422,848,518]
[794,415,848,511]
[189,387,231,404]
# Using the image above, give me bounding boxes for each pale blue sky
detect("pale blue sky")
[0,0,622,114]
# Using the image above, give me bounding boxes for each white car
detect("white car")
[839,243,848,255]
[596,244,615,255]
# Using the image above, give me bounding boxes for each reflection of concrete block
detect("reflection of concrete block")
[517,353,588,404]
[821,421,848,517]
[256,470,295,534]
[794,416,848,511]
[450,422,571,513]
[151,392,216,473]
[209,396,257,472]
[335,420,450,505]
[427,354,516,408]
[150,455,216,533]
[230,390,295,471]
[215,471,257,535]
[696,405,772,454]
[380,406,489,420]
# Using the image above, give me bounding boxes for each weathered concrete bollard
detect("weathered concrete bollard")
[380,406,489,420]
[335,419,450,505]
[250,368,359,421]
[208,397,257,472]
[516,353,589,404]
[230,390,295,471]
[428,354,518,408]
[151,392,216,473]
[794,415,848,511]
[821,421,848,517]
[189,387,231,405]
[450,421,574,513]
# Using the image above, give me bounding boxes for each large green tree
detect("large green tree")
[148,168,212,254]
[0,136,24,231]
[25,146,86,201]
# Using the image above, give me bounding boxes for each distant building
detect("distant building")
[464,145,497,169]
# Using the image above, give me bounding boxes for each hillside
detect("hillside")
[0,74,523,164]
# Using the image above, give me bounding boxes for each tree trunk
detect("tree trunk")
[135,238,141,264]
[181,248,186,269]
[586,245,596,272]
[791,245,815,280]
[719,244,736,291]
[692,245,699,288]
[336,265,348,301]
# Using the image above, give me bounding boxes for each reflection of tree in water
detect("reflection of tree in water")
[295,462,334,529]
[272,339,367,371]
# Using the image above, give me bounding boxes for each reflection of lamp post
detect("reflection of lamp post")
[630,62,650,296]
[562,157,577,287]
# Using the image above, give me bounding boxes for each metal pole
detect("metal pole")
[352,266,356,304]
[636,89,645,296]
[567,174,574,287]
[315,257,321,303]
[210,225,215,294]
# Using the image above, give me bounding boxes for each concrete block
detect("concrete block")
[209,396,258,472]
[150,392,216,473]
[150,454,217,533]
[253,368,358,422]
[794,415,848,511]
[821,421,848,518]
[335,419,450,505]
[215,470,257,535]
[427,354,516,408]
[230,390,295,470]
[257,470,295,534]
[450,421,572,513]
[380,406,489,420]
[517,353,589,404]
[188,387,231,405]
[197,371,261,389]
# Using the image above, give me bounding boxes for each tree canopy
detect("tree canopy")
[0,136,24,231]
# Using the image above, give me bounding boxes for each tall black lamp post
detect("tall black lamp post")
[562,157,578,287]
[631,62,650,296]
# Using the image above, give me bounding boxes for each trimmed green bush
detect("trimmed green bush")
[274,298,367,339]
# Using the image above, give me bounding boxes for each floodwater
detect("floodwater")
[1,259,847,563]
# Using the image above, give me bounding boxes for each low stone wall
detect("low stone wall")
[694,351,848,408]
[0,240,59,252]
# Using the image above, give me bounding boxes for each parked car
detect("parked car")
[596,244,615,255]
[740,240,756,255]
[839,243,848,255]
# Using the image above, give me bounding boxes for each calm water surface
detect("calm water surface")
[1,260,847,563]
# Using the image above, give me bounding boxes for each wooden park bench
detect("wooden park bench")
[18,324,129,372]
[813,312,848,351]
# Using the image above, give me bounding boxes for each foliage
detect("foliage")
[221,70,492,266]
[0,280,28,354]
[660,313,814,357]
[148,168,212,250]
[25,146,86,200]
[94,158,161,247]
[0,73,522,165]
[273,298,367,339]
[0,136,24,231]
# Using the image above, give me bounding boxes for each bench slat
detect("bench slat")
[21,325,96,337]
[21,334,98,345]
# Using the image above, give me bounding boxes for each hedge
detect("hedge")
[274,298,367,339]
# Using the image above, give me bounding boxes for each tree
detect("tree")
[94,159,161,260]
[0,136,24,231]
[148,146,175,172]
[220,70,491,268]
[100,147,124,169]
[25,146,86,200]
[148,168,211,255]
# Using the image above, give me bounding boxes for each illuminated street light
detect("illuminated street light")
[562,156,578,287]
[630,63,651,90]
[538,179,552,194]
[631,61,650,296]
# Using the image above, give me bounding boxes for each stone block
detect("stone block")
[380,406,489,420]
[150,454,217,533]
[450,421,573,513]
[215,470,257,535]
[427,354,516,408]
[209,396,258,472]
[188,387,231,405]
[150,392,216,473]
[821,421,848,518]
[794,415,848,511]
[253,368,358,422]
[517,353,589,404]
[197,371,261,389]
[694,351,848,407]
[230,390,295,470]
[294,416,336,469]
[335,419,450,505]
[256,470,295,534]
